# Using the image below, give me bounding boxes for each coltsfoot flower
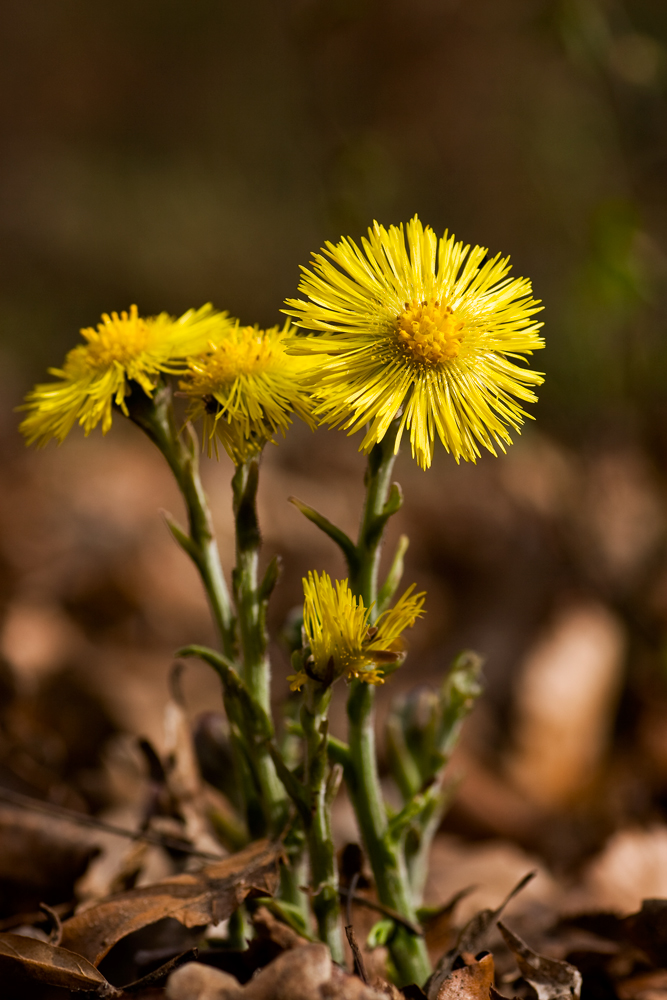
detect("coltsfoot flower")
[288,571,425,691]
[284,216,545,469]
[20,304,232,446]
[179,321,316,464]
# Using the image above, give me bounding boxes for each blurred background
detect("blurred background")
[1,0,667,922]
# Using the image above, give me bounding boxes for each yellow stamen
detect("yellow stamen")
[395,299,464,366]
[184,326,280,394]
[81,305,152,370]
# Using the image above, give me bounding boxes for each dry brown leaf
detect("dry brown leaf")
[60,838,282,965]
[498,922,582,1000]
[426,873,535,998]
[422,888,476,961]
[0,932,116,994]
[434,954,494,1000]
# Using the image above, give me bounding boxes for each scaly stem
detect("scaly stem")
[231,457,287,838]
[301,684,344,963]
[350,424,400,608]
[232,459,269,711]
[346,420,431,987]
[126,382,235,659]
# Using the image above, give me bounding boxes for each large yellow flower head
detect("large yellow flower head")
[178,320,316,464]
[284,216,545,469]
[20,304,233,447]
[288,571,425,691]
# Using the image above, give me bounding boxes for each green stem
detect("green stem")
[232,459,269,710]
[346,420,431,987]
[126,382,236,660]
[350,423,400,609]
[230,457,287,838]
[301,684,344,963]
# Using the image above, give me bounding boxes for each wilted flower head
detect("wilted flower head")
[179,320,315,464]
[284,216,545,469]
[20,304,231,446]
[288,571,425,691]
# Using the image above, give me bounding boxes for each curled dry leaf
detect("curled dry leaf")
[427,873,535,997]
[456,874,536,959]
[433,953,494,1000]
[0,932,117,994]
[60,838,282,965]
[498,922,582,1000]
[421,886,476,962]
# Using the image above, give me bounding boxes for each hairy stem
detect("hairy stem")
[231,457,287,838]
[126,382,236,659]
[350,423,400,609]
[302,684,344,962]
[346,421,431,987]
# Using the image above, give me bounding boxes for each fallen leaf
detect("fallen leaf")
[498,922,582,1000]
[420,887,476,961]
[457,874,535,957]
[433,953,494,1000]
[0,932,116,993]
[426,873,535,996]
[60,838,282,965]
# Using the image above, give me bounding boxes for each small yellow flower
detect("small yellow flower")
[284,216,545,469]
[179,321,315,464]
[19,304,232,447]
[287,571,425,690]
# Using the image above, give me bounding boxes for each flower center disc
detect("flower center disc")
[84,308,152,369]
[395,299,464,365]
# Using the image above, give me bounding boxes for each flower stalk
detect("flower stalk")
[301,683,344,962]
[344,424,431,987]
[229,457,289,839]
[125,381,236,660]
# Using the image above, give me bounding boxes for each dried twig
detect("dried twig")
[338,886,423,936]
[345,872,369,983]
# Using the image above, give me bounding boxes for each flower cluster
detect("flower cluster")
[287,571,425,691]
[20,215,545,470]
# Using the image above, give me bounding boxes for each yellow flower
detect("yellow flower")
[179,321,315,464]
[19,304,232,447]
[284,216,545,469]
[287,571,425,690]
